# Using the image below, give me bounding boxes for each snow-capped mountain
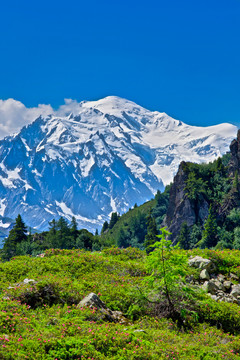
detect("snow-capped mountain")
[0,96,237,233]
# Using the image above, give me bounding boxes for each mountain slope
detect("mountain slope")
[0,96,237,232]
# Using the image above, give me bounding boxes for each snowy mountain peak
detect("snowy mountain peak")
[0,96,237,233]
[83,95,143,111]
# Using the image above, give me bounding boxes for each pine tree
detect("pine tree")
[200,205,218,248]
[189,223,202,249]
[185,172,206,201]
[155,189,161,205]
[144,212,158,254]
[76,229,94,250]
[116,228,130,248]
[70,216,78,233]
[177,222,190,249]
[216,157,225,174]
[101,221,109,234]
[70,216,78,245]
[3,214,28,260]
[109,212,119,229]
[145,227,188,320]
[233,170,239,190]
[129,211,147,245]
[46,219,57,248]
[56,217,70,248]
[233,227,240,249]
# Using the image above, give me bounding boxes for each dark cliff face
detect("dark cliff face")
[164,130,240,243]
[219,129,240,216]
[229,129,240,177]
[164,161,209,242]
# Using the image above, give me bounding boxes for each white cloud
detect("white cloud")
[0,99,53,139]
[55,98,83,117]
[0,97,98,140]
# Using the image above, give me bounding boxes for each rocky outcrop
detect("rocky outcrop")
[188,256,216,272]
[77,292,107,309]
[218,129,240,215]
[164,162,209,242]
[77,292,129,324]
[229,129,240,177]
[188,256,240,304]
[163,130,240,242]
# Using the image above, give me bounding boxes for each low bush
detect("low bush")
[0,248,240,359]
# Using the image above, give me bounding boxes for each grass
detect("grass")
[1,247,240,359]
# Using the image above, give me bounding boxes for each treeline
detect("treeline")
[0,187,171,261]
[1,215,104,261]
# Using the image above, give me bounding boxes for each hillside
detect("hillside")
[100,185,170,249]
[101,198,155,248]
[1,247,240,359]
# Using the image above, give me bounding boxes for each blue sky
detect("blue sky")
[0,0,240,127]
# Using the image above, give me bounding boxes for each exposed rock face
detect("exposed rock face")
[219,131,240,215]
[164,162,189,225]
[77,292,129,324]
[164,162,209,242]
[217,129,240,215]
[164,163,195,242]
[229,129,240,177]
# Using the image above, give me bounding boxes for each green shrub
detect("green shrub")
[0,248,240,359]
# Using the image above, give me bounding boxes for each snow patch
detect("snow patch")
[44,207,55,215]
[0,165,22,188]
[110,197,117,213]
[80,155,95,177]
[55,201,99,224]
[24,183,34,191]
[32,169,42,177]
[0,199,6,216]
[21,137,31,152]
[0,220,11,229]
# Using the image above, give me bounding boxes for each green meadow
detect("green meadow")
[1,247,240,359]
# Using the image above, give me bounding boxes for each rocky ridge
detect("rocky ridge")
[164,129,240,242]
